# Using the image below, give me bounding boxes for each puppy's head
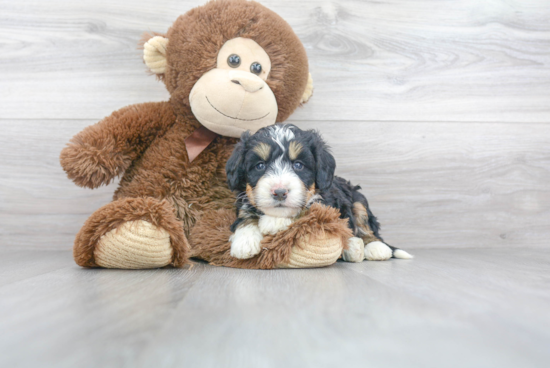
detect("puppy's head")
[226,124,336,218]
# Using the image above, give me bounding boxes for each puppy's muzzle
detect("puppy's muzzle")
[271,188,288,201]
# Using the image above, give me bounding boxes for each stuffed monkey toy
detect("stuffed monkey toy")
[60,0,353,269]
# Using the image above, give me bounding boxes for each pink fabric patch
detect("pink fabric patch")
[184,126,218,162]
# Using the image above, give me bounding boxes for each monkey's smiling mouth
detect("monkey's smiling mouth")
[206,96,270,121]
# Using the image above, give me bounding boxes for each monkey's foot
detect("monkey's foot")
[94,220,173,269]
[279,234,344,268]
[74,197,188,268]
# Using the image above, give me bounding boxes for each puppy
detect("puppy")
[225,124,413,262]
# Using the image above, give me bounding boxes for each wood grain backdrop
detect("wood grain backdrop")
[1,0,549,250]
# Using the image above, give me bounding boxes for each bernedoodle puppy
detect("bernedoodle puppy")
[225,124,413,262]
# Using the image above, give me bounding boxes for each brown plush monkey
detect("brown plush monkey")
[60,0,352,269]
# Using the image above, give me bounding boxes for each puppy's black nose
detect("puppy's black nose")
[272,189,288,201]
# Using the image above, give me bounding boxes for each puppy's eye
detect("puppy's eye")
[293,162,304,171]
[227,54,241,68]
[250,62,262,75]
[255,162,266,171]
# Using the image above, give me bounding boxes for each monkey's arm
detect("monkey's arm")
[60,102,176,189]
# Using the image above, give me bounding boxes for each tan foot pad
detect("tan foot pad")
[279,235,343,269]
[94,220,173,269]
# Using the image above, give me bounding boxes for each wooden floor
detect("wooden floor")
[0,248,549,368]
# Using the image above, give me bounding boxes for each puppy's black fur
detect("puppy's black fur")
[226,124,402,256]
[324,177,382,240]
[226,125,412,259]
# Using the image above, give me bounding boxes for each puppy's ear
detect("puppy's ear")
[226,131,251,192]
[311,131,336,191]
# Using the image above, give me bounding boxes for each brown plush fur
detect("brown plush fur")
[60,102,177,189]
[60,0,340,269]
[161,0,309,121]
[189,203,352,269]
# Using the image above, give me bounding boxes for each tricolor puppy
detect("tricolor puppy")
[225,124,413,262]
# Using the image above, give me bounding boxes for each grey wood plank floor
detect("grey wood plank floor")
[1,248,549,368]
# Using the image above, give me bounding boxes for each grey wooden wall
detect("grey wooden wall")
[1,0,549,250]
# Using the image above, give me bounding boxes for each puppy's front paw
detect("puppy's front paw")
[342,237,365,262]
[230,224,264,259]
[364,241,393,261]
[258,216,294,235]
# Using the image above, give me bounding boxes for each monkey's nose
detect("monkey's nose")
[229,71,265,93]
[271,188,288,201]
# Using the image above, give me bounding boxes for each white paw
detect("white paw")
[230,224,264,259]
[342,237,365,262]
[364,241,393,261]
[258,215,294,235]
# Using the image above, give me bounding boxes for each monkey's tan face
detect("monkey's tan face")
[189,38,278,138]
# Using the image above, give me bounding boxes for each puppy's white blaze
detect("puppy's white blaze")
[364,241,393,261]
[269,155,288,178]
[268,124,295,151]
[258,215,294,235]
[229,224,263,259]
[254,159,305,217]
[393,249,414,259]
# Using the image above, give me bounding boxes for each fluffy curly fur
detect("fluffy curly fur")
[189,203,352,269]
[60,0,339,269]
[161,0,309,121]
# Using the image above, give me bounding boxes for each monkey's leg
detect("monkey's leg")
[74,197,189,269]
[189,203,351,269]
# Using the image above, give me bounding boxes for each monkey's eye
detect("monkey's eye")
[255,162,266,171]
[227,54,241,68]
[250,62,262,75]
[293,162,304,171]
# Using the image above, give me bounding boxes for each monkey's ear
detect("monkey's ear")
[300,73,314,104]
[143,36,169,74]
[226,132,251,192]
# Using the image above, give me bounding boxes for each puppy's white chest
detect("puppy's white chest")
[258,215,294,235]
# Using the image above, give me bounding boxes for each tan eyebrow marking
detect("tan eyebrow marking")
[289,141,303,160]
[306,183,316,202]
[246,184,256,206]
[252,142,271,161]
